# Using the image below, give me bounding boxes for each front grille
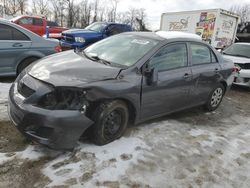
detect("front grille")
[62,33,75,43]
[17,81,35,98]
[236,63,250,70]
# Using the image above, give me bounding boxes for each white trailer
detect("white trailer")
[160,9,239,48]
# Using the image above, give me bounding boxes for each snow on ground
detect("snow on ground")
[1,80,250,187]
[0,82,11,121]
[0,145,46,165]
[43,137,148,187]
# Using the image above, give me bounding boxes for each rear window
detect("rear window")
[19,17,33,25]
[33,18,43,26]
[47,21,59,27]
[0,24,30,41]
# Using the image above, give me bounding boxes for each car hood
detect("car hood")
[63,29,102,36]
[28,51,121,87]
[223,55,250,64]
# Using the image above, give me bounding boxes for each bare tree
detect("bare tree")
[135,8,148,31]
[2,0,27,16]
[17,0,27,14]
[111,0,119,22]
[230,4,250,23]
[50,0,66,26]
[32,0,50,16]
[78,0,92,27]
[92,0,99,22]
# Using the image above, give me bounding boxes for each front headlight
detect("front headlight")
[75,37,85,43]
[37,88,89,113]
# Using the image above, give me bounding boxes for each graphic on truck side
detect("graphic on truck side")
[195,12,216,44]
[169,17,190,31]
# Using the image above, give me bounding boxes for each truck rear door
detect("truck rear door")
[211,12,239,48]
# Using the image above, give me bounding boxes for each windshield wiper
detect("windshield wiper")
[82,52,128,68]
[82,51,94,61]
[84,52,112,65]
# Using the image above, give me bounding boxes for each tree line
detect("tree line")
[0,0,149,31]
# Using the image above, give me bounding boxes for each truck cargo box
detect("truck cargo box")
[160,9,239,48]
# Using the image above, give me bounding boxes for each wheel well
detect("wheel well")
[87,98,137,125]
[16,56,40,74]
[220,81,227,92]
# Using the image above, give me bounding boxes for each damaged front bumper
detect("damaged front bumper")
[8,75,94,150]
[233,69,250,87]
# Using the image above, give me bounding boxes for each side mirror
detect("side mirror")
[143,63,158,86]
[217,49,222,53]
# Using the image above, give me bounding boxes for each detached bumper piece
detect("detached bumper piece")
[8,74,93,150]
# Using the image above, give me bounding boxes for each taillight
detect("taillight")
[232,64,241,73]
[54,45,62,53]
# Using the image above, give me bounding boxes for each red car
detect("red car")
[11,15,68,39]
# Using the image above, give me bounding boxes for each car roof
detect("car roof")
[156,31,202,40]
[0,18,10,23]
[122,31,202,42]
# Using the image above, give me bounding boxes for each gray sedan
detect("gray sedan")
[0,19,62,76]
[9,31,236,150]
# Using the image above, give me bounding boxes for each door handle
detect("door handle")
[183,73,190,79]
[214,68,219,73]
[12,43,23,47]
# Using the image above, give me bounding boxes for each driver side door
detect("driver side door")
[140,42,193,119]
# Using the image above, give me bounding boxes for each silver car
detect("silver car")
[0,19,61,76]
[223,43,250,87]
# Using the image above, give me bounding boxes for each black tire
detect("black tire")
[91,100,129,145]
[17,57,39,75]
[205,83,225,111]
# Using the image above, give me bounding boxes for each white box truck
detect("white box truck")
[160,9,239,48]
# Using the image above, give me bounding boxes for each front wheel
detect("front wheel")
[91,100,129,145]
[205,84,225,111]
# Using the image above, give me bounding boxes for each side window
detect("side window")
[0,24,30,41]
[0,24,12,40]
[107,25,121,36]
[149,43,188,71]
[120,25,129,32]
[190,43,211,65]
[33,18,43,26]
[12,28,30,40]
[18,18,33,25]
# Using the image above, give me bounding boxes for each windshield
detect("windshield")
[223,43,250,58]
[85,22,107,32]
[84,34,159,67]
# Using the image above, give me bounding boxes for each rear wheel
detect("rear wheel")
[205,84,225,111]
[17,57,39,75]
[91,100,129,145]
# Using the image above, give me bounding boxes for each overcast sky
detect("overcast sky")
[117,0,250,30]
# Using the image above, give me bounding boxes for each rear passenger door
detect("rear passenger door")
[0,24,32,75]
[189,43,221,104]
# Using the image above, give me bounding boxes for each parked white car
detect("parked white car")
[223,43,250,87]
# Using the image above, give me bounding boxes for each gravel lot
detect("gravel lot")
[0,78,250,188]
